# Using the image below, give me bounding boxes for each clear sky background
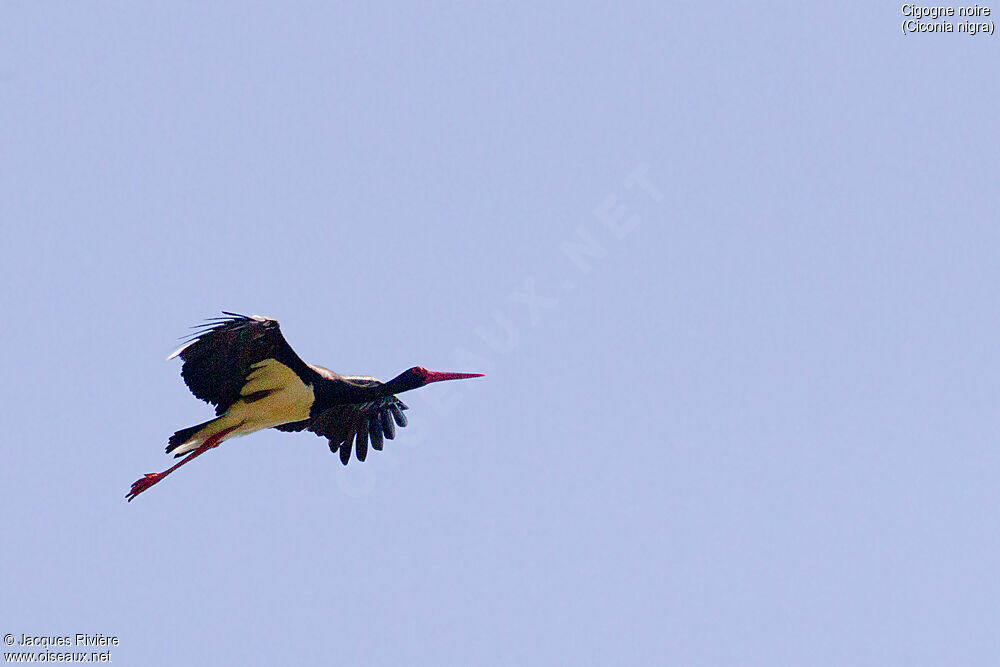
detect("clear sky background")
[2,3,998,665]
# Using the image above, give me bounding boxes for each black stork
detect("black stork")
[126,313,484,501]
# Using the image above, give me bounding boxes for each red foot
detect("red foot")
[126,472,164,502]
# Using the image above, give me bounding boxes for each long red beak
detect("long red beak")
[424,371,485,384]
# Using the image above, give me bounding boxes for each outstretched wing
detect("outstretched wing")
[275,375,409,465]
[169,312,319,415]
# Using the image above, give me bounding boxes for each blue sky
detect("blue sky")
[2,3,998,665]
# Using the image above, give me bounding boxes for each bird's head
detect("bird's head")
[404,366,485,388]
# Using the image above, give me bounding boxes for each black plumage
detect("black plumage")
[170,312,319,416]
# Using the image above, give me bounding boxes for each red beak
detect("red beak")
[423,371,485,384]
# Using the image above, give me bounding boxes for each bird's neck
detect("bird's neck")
[379,372,422,397]
[317,371,418,407]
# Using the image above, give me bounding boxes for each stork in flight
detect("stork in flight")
[126,313,484,501]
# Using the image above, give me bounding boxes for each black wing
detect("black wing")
[169,312,318,415]
[276,376,409,465]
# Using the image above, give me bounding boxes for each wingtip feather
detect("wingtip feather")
[166,341,192,360]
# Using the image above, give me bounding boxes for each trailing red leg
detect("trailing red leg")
[126,424,240,502]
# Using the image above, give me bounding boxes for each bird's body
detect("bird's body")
[126,313,483,501]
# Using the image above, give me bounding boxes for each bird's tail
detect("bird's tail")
[166,418,220,457]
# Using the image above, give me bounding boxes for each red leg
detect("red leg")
[126,425,240,502]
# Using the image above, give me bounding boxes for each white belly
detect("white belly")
[170,359,316,456]
[226,359,316,434]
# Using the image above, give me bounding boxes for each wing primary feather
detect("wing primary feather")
[340,428,354,465]
[356,420,369,462]
[381,411,395,440]
[389,404,407,427]
[369,416,384,450]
